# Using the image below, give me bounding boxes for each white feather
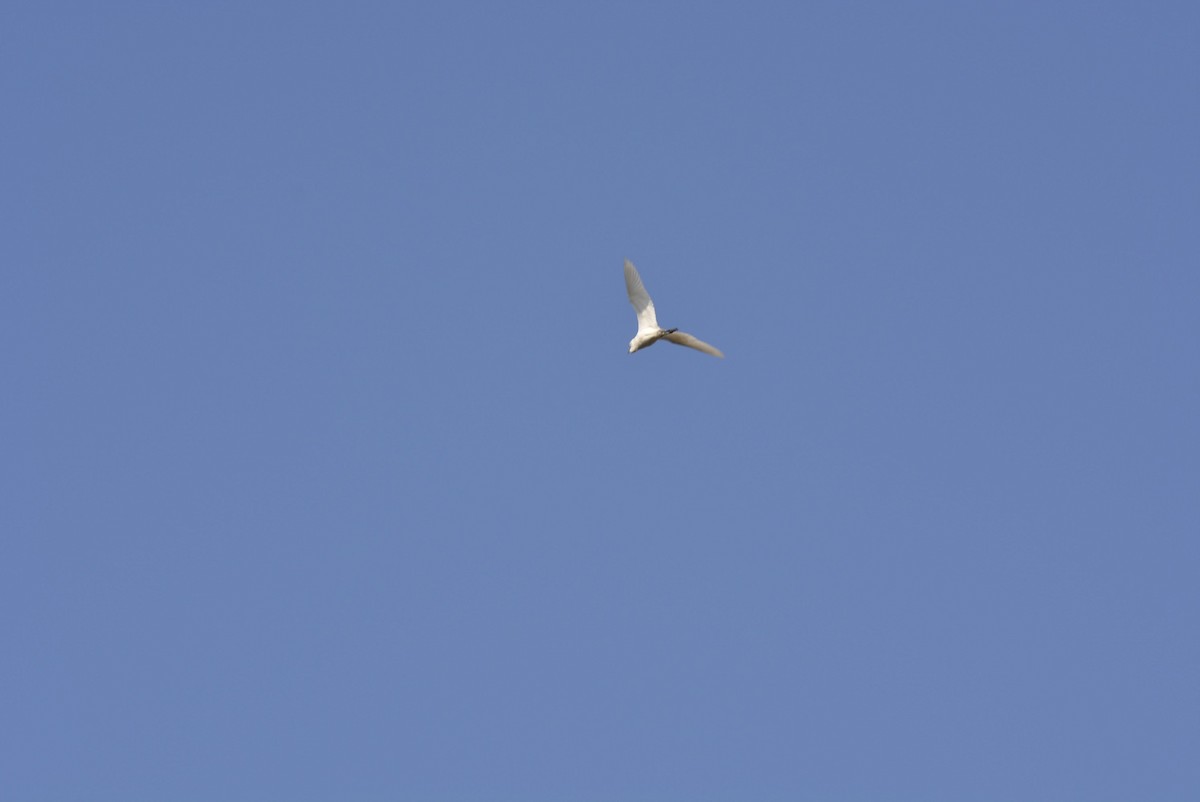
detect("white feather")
[663,330,725,358]
[623,259,659,333]
[623,259,723,358]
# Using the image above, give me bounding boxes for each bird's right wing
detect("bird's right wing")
[624,259,659,333]
[663,330,724,358]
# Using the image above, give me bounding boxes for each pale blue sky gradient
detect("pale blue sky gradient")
[4,2,1198,799]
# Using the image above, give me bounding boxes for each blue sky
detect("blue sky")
[4,2,1198,799]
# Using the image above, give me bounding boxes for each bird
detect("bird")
[623,259,724,358]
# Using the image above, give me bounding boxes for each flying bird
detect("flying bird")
[624,259,724,358]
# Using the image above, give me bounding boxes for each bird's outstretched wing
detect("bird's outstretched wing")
[624,259,659,333]
[663,330,724,358]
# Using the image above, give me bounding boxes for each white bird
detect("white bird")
[624,259,724,358]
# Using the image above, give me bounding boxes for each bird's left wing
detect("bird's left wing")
[624,259,660,333]
[663,330,724,358]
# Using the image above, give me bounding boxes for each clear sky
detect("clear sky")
[4,2,1198,799]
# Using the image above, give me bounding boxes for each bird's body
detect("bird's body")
[624,259,724,358]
